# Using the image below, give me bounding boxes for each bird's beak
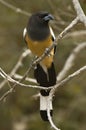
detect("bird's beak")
[43,14,54,21]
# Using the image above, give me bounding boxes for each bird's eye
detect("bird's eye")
[38,15,43,19]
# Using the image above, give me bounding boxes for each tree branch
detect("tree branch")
[57,42,86,82]
[50,65,86,97]
[72,0,86,26]
[0,49,31,90]
[56,16,79,40]
[47,107,60,130]
[0,0,31,16]
[0,65,86,101]
[0,68,48,90]
[64,30,86,38]
[13,74,36,84]
[47,96,60,130]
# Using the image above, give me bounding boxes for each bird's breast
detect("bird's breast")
[25,34,54,68]
[25,34,53,55]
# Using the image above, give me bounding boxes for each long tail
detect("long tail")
[34,63,56,121]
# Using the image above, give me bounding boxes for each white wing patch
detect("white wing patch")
[23,28,27,38]
[49,27,55,41]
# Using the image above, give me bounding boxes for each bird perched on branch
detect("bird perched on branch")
[23,11,56,121]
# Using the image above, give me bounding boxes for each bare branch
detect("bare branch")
[72,0,86,26]
[0,0,31,16]
[55,0,86,41]
[47,96,60,130]
[0,87,14,102]
[0,68,48,90]
[14,74,36,84]
[0,67,50,102]
[64,30,86,38]
[57,42,86,81]
[0,65,86,102]
[56,16,79,40]
[48,65,86,130]
[50,65,86,97]
[0,49,31,90]
[1,65,86,91]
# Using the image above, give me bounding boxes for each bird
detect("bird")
[23,11,56,121]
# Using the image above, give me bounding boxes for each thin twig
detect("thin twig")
[57,42,86,81]
[47,98,60,130]
[56,16,79,40]
[72,0,86,26]
[0,49,32,101]
[64,30,86,38]
[50,65,86,97]
[0,65,86,101]
[0,68,52,90]
[14,74,36,84]
[0,87,14,102]
[0,0,31,16]
[0,49,31,90]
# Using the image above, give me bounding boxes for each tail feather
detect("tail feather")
[40,95,53,121]
[34,63,56,87]
[34,64,49,87]
[34,62,56,121]
[48,62,56,86]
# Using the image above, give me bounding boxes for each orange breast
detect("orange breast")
[25,34,54,68]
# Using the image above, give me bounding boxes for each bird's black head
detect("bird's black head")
[27,12,54,41]
[29,12,54,25]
